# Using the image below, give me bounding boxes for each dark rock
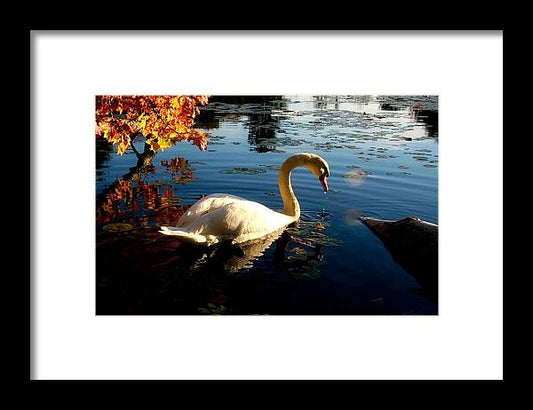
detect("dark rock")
[360,216,438,303]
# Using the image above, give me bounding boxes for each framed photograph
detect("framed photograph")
[31,31,503,380]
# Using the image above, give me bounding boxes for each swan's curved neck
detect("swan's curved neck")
[278,155,305,220]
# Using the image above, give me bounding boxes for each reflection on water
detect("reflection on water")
[96,95,438,315]
[96,215,341,315]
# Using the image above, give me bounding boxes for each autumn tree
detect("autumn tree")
[95,95,210,155]
[95,96,209,223]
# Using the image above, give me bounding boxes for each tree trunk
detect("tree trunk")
[96,142,156,208]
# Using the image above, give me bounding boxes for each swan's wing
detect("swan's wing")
[180,200,293,244]
[177,193,247,227]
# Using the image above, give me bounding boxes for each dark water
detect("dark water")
[96,95,438,315]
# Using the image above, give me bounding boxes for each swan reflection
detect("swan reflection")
[177,217,335,277]
[223,228,287,273]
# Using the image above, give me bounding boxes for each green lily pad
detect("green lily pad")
[288,264,321,280]
[266,164,281,170]
[344,170,368,179]
[219,167,267,175]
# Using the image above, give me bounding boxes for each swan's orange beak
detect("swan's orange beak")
[319,173,329,193]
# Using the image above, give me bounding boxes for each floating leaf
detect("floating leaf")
[151,180,167,186]
[103,223,134,232]
[292,247,307,255]
[197,304,230,315]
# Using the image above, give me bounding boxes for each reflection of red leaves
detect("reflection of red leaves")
[154,205,190,226]
[96,174,193,228]
[96,179,133,225]
[161,157,196,184]
[210,294,227,305]
[161,157,189,172]
[163,186,174,199]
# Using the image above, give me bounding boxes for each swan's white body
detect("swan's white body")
[159,153,330,246]
[159,193,293,245]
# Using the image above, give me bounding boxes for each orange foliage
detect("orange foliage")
[95,95,210,155]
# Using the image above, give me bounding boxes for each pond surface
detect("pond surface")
[96,95,438,315]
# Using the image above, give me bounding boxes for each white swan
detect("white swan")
[159,153,330,246]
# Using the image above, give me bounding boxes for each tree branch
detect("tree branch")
[129,138,141,158]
